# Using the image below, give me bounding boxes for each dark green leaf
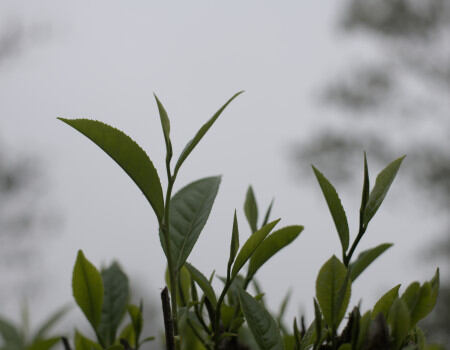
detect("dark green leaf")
[349,243,393,281]
[247,225,303,280]
[32,305,71,342]
[228,210,240,269]
[244,186,258,233]
[388,298,410,350]
[401,282,421,312]
[363,156,405,227]
[74,331,102,350]
[238,289,284,350]
[372,284,400,319]
[72,250,104,330]
[232,219,280,279]
[185,263,217,307]
[409,282,436,326]
[312,166,349,252]
[356,311,371,350]
[97,262,129,346]
[277,289,292,325]
[174,91,244,174]
[154,94,173,160]
[162,176,221,270]
[315,256,351,329]
[58,118,164,221]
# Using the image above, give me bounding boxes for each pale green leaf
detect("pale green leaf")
[154,94,172,160]
[388,298,410,350]
[74,331,102,350]
[231,219,280,279]
[363,156,405,227]
[228,211,240,269]
[72,250,104,330]
[372,284,400,319]
[27,337,60,350]
[247,225,303,280]
[315,256,351,329]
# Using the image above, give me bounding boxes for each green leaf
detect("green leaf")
[58,118,164,221]
[72,250,104,331]
[313,299,322,350]
[360,152,370,213]
[0,317,24,350]
[127,304,143,345]
[227,211,240,269]
[356,311,371,350]
[409,282,436,326]
[372,284,401,319]
[244,186,259,233]
[401,282,421,312]
[32,305,71,341]
[154,94,173,160]
[185,263,217,307]
[97,262,129,346]
[388,298,410,350]
[232,219,280,279]
[247,225,304,280]
[349,243,393,281]
[163,176,221,270]
[312,166,349,252]
[118,323,135,347]
[27,337,60,350]
[74,331,102,350]
[338,344,351,350]
[174,91,244,174]
[315,256,351,329]
[262,199,274,227]
[238,289,284,350]
[363,155,405,227]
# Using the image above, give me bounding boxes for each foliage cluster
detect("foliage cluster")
[0,93,442,350]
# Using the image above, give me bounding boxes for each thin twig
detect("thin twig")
[161,287,175,350]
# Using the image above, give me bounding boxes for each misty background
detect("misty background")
[1,1,448,347]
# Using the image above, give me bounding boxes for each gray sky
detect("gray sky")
[0,1,444,331]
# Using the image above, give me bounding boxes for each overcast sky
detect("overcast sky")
[0,1,444,332]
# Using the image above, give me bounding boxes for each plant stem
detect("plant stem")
[344,219,367,266]
[161,287,175,350]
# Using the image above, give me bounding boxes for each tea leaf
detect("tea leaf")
[315,256,351,329]
[231,219,280,279]
[228,211,240,269]
[247,225,303,280]
[238,289,284,350]
[154,94,173,160]
[401,282,421,312]
[409,282,436,326]
[174,91,243,174]
[262,199,274,227]
[388,298,410,350]
[363,156,405,227]
[313,299,322,350]
[164,176,221,270]
[185,262,217,307]
[349,243,392,281]
[356,311,371,350]
[97,262,129,346]
[74,331,102,350]
[119,323,135,347]
[244,186,258,233]
[0,318,23,349]
[58,118,164,222]
[372,284,400,319]
[312,166,349,252]
[72,250,104,330]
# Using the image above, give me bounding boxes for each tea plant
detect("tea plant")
[58,93,442,350]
